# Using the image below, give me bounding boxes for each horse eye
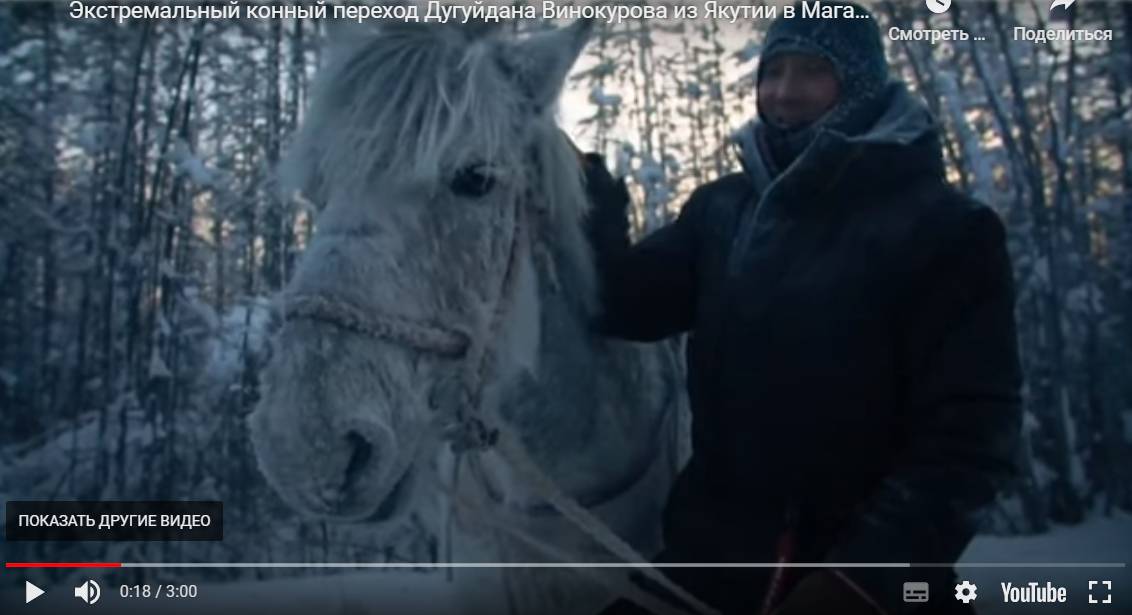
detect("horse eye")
[450,165,495,199]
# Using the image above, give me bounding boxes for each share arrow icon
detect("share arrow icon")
[25,580,45,603]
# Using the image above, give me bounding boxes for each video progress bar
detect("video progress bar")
[7,562,1128,569]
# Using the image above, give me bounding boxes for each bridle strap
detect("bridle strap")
[445,194,528,450]
[283,293,471,359]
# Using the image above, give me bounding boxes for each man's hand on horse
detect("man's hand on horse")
[581,152,630,212]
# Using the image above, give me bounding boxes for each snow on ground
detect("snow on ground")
[958,513,1131,614]
[962,513,1132,566]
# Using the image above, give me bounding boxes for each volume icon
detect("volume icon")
[74,579,101,604]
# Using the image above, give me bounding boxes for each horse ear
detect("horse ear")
[505,19,594,112]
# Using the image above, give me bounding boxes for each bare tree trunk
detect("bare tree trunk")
[262,15,285,290]
[987,2,1081,523]
[282,16,306,278]
[682,33,705,186]
[1114,4,1132,363]
[704,19,728,178]
[952,3,1046,531]
[37,7,59,419]
[115,21,153,498]
[158,29,203,499]
[94,20,128,496]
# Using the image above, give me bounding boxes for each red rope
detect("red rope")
[759,529,796,615]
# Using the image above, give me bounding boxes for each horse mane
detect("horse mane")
[282,19,597,313]
[281,22,516,198]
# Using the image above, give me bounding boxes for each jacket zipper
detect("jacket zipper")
[725,169,783,279]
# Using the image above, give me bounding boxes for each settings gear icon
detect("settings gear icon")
[954,580,978,603]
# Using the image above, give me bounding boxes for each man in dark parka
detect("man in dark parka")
[585,3,1023,614]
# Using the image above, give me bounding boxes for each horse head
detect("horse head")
[249,19,597,525]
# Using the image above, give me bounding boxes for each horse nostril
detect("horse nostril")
[322,423,398,515]
[343,430,375,489]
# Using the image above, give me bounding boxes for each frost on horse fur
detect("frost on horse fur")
[248,19,687,615]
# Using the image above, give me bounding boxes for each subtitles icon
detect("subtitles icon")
[903,581,930,603]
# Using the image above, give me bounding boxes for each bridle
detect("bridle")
[282,179,717,615]
[284,186,525,447]
[283,294,470,359]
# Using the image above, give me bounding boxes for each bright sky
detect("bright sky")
[553,18,769,152]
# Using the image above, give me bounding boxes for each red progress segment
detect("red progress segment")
[6,562,121,568]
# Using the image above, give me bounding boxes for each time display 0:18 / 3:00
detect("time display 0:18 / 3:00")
[119,584,199,599]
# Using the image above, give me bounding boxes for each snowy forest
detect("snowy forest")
[1,0,1131,584]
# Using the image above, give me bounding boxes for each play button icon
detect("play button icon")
[25,581,45,604]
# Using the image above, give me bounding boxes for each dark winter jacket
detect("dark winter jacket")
[585,84,1023,615]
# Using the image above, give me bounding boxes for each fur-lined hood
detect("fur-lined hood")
[732,82,943,200]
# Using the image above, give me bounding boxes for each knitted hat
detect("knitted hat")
[756,1,890,167]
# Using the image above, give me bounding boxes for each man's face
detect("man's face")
[757,53,841,130]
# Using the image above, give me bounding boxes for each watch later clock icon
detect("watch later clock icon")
[926,0,952,14]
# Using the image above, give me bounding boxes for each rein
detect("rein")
[283,193,717,615]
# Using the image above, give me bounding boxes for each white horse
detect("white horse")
[249,19,692,615]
